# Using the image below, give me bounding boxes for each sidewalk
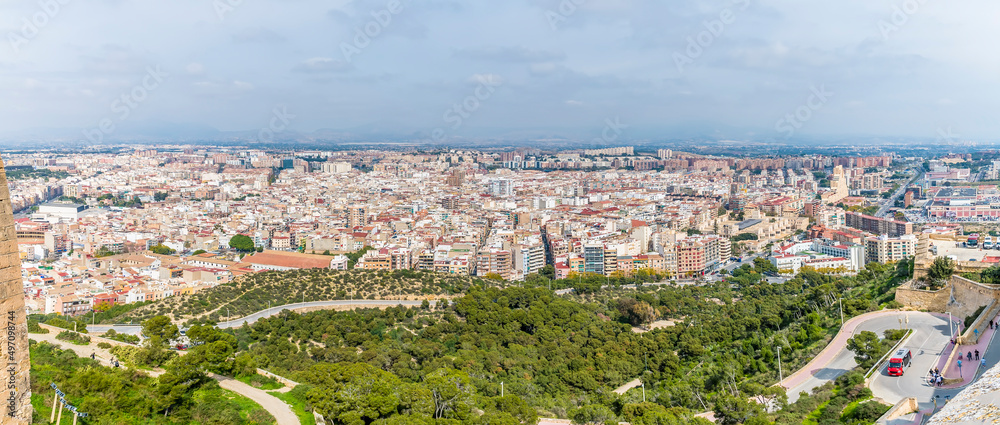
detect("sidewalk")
[931,313,998,389]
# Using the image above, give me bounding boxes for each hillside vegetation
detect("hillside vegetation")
[215,259,910,424]
[108,269,493,325]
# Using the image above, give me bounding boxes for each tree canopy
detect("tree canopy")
[229,234,256,252]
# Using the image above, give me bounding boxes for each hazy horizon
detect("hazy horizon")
[2,0,996,144]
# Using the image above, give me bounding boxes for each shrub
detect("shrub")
[55,331,91,345]
[27,320,48,334]
[97,342,112,349]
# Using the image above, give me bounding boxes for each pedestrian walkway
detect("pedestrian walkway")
[932,313,998,389]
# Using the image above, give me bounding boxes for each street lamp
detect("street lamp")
[838,297,843,327]
[777,346,783,381]
[948,311,954,340]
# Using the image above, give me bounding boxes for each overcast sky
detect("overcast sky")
[0,0,996,142]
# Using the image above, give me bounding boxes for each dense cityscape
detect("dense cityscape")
[4,143,1000,424]
[5,0,1000,424]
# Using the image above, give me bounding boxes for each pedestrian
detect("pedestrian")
[983,358,988,368]
[968,351,974,362]
[935,367,940,375]
[976,350,981,360]
[991,320,995,329]
[937,375,943,386]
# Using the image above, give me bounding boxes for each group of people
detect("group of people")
[929,368,945,386]
[959,349,982,362]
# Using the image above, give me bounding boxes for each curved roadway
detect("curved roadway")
[215,299,424,329]
[781,309,1000,414]
[87,299,426,334]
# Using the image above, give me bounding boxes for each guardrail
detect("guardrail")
[865,329,914,380]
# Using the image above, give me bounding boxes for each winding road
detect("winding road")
[780,308,1000,419]
[88,299,426,334]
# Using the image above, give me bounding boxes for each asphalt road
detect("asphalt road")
[785,312,952,403]
[214,299,424,329]
[866,313,957,404]
[876,171,922,218]
[87,299,426,333]
[870,316,1000,412]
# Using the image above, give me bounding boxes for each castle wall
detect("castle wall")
[0,156,31,423]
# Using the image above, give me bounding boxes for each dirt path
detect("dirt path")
[210,373,299,425]
[613,378,642,395]
[30,328,299,424]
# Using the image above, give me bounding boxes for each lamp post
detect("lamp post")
[838,297,844,327]
[501,381,504,397]
[642,381,646,402]
[777,346,783,381]
[948,311,954,339]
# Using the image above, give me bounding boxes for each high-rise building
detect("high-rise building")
[845,212,912,237]
[865,234,917,264]
[583,244,605,275]
[0,155,32,423]
[348,205,367,228]
[488,179,513,197]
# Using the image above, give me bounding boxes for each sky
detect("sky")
[0,0,996,143]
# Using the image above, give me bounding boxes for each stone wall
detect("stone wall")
[876,397,918,424]
[0,156,31,424]
[896,275,1000,320]
[895,283,950,312]
[949,275,1000,319]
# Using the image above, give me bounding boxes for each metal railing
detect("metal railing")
[865,329,914,379]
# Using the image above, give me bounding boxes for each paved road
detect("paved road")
[865,313,957,404]
[215,299,424,329]
[877,171,922,218]
[783,311,951,403]
[870,314,1000,414]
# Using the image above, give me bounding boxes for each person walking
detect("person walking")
[937,375,944,386]
[990,319,995,329]
[976,350,981,361]
[968,351,974,362]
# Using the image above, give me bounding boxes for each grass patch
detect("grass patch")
[269,384,316,425]
[238,373,284,390]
